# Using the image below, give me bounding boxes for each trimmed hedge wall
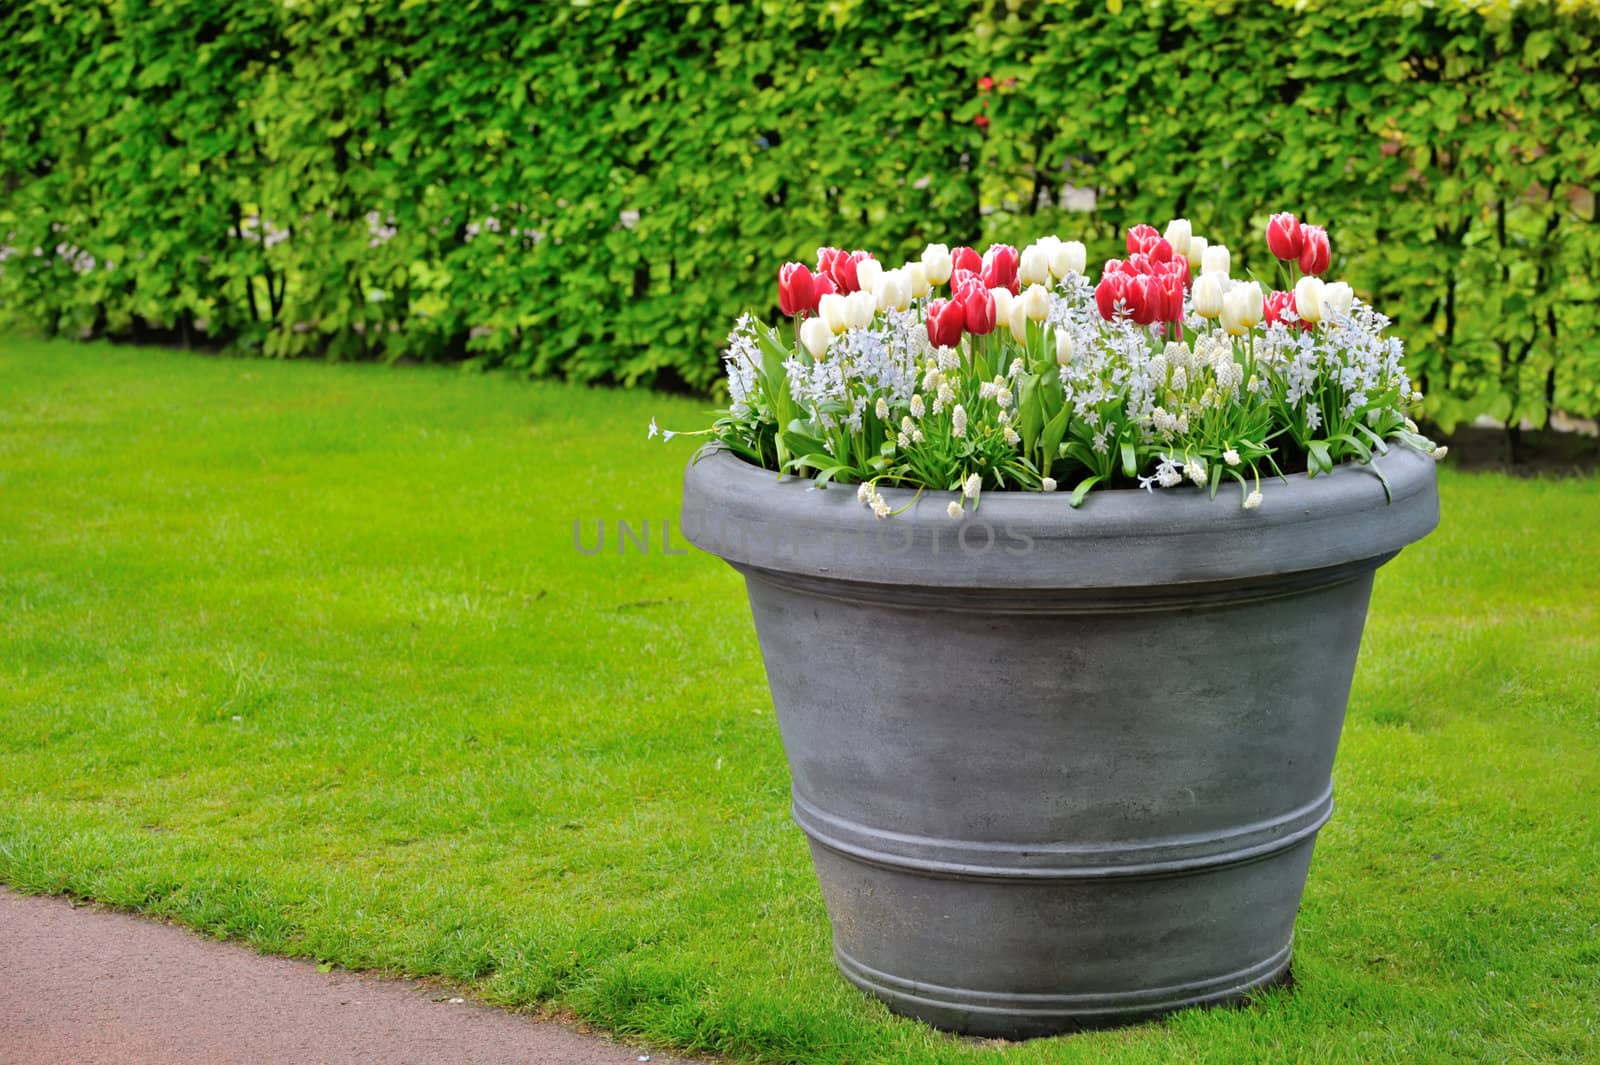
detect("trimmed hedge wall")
[2,0,1597,429]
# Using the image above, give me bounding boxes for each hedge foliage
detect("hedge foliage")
[2,0,1597,429]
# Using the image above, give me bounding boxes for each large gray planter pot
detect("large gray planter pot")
[680,447,1438,1039]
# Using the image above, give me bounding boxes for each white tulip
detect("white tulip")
[1185,235,1208,271]
[1050,240,1087,278]
[876,269,912,312]
[1293,276,1325,325]
[819,292,850,335]
[1164,219,1192,258]
[1055,328,1074,366]
[1220,282,1262,337]
[855,257,884,295]
[991,287,1015,328]
[906,261,931,299]
[1192,273,1226,319]
[1009,301,1029,344]
[800,317,833,358]
[921,243,953,285]
[846,290,877,330]
[1236,280,1265,328]
[1202,244,1230,277]
[1035,234,1063,254]
[1322,280,1354,318]
[1020,283,1051,321]
[1018,244,1051,286]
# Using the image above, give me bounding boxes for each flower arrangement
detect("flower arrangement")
[654,214,1445,517]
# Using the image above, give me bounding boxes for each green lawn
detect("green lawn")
[2,335,1597,1064]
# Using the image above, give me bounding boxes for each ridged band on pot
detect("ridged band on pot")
[682,447,1439,1038]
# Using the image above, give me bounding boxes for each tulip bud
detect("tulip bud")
[951,245,982,277]
[1126,224,1160,255]
[778,262,818,317]
[958,279,997,335]
[1266,212,1302,261]
[1201,244,1230,277]
[1220,280,1264,336]
[1009,300,1029,344]
[981,244,1020,293]
[874,268,909,312]
[1263,289,1296,327]
[1018,244,1050,286]
[925,297,964,348]
[1297,224,1331,276]
[855,257,885,295]
[1163,219,1192,258]
[921,244,953,285]
[1050,240,1087,279]
[800,316,833,358]
[906,261,931,298]
[991,287,1015,328]
[1020,283,1050,321]
[1035,234,1063,254]
[1322,280,1354,318]
[1293,275,1325,324]
[1095,272,1128,320]
[1192,273,1226,319]
[827,249,874,294]
[846,290,877,330]
[1238,280,1265,328]
[819,292,850,335]
[1054,328,1073,366]
[1185,235,1208,271]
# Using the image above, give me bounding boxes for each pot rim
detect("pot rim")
[680,445,1439,591]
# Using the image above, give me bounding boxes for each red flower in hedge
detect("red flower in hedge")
[925,297,965,348]
[977,76,994,91]
[1297,224,1331,275]
[778,262,818,317]
[1125,224,1160,255]
[981,244,1019,293]
[1266,213,1303,261]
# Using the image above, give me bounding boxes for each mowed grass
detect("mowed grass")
[1,334,1597,1064]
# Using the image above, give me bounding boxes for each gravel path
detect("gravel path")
[0,889,708,1065]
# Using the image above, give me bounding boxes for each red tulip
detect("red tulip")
[1155,268,1186,322]
[1143,236,1174,264]
[827,249,874,294]
[1263,289,1297,327]
[951,245,982,276]
[1126,275,1156,325]
[1297,225,1330,275]
[812,272,837,299]
[1126,224,1160,255]
[1266,213,1303,261]
[981,244,1020,293]
[1123,253,1151,276]
[925,297,965,348]
[778,262,818,317]
[1095,272,1129,320]
[956,277,997,335]
[816,246,842,278]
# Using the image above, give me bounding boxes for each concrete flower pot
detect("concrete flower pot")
[680,447,1438,1038]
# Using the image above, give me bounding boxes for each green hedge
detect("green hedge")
[2,0,1597,429]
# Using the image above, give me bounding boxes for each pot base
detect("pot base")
[836,942,1294,1040]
